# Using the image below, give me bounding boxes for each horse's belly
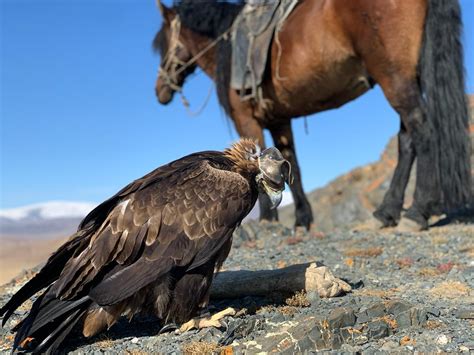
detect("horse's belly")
[272,57,372,117]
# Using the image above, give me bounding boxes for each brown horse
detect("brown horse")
[154,0,471,231]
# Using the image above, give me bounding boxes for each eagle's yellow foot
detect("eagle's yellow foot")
[179,307,236,333]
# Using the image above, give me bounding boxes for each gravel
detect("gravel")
[1,220,473,354]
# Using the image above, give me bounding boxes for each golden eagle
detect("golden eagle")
[0,139,290,353]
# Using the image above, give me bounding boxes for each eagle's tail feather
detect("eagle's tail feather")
[13,292,92,354]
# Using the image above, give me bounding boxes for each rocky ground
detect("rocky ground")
[1,219,473,354]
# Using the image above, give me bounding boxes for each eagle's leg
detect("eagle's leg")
[179,307,236,332]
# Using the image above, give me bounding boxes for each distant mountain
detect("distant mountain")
[0,201,96,239]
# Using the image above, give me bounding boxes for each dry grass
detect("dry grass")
[285,291,310,307]
[344,247,383,258]
[182,341,219,355]
[430,281,471,298]
[258,304,298,316]
[418,267,441,277]
[380,315,398,330]
[400,335,416,346]
[344,258,355,268]
[353,288,398,298]
[424,320,445,330]
[125,350,149,355]
[94,335,115,349]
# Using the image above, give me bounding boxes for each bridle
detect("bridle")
[158,17,187,93]
[158,17,233,95]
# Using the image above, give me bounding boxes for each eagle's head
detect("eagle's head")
[225,139,292,209]
[257,147,292,209]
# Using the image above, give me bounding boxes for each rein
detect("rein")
[158,17,232,113]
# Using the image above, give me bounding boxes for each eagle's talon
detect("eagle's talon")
[159,323,178,334]
[179,307,236,333]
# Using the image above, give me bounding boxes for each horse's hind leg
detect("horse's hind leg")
[269,122,313,229]
[376,78,440,230]
[373,122,415,227]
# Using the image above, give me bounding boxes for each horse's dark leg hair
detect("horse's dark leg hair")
[383,79,440,229]
[373,122,415,226]
[269,122,313,230]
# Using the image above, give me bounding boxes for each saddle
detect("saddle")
[230,0,298,102]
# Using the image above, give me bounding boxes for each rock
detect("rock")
[380,340,399,351]
[385,300,413,316]
[131,337,139,344]
[395,307,427,329]
[367,320,389,339]
[326,307,356,330]
[356,311,371,324]
[306,291,321,305]
[454,308,474,319]
[427,307,441,317]
[365,302,386,318]
[436,334,450,345]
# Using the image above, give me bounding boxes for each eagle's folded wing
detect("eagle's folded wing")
[52,159,253,306]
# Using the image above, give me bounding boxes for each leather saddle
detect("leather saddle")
[230,0,298,101]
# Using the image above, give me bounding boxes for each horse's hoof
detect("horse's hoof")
[395,216,426,232]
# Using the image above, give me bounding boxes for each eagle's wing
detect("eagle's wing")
[52,157,254,306]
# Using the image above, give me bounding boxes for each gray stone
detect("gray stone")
[356,310,370,324]
[308,325,329,349]
[297,335,315,351]
[455,308,474,319]
[366,302,386,319]
[427,307,441,317]
[395,310,412,329]
[385,300,413,316]
[354,334,369,346]
[327,307,356,330]
[367,320,389,340]
[307,291,321,305]
[330,331,344,349]
[380,340,399,351]
[412,307,428,326]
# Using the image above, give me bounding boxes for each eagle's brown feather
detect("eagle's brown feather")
[0,139,265,353]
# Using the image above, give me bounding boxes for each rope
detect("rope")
[158,17,232,113]
[182,84,214,117]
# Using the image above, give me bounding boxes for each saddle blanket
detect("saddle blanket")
[230,0,298,100]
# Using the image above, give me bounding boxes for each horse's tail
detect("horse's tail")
[419,0,471,211]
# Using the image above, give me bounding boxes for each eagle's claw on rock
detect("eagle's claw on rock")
[179,307,236,333]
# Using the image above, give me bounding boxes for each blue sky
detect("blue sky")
[1,0,473,209]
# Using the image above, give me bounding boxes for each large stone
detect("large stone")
[385,300,413,316]
[327,307,356,330]
[367,320,389,339]
[395,307,427,329]
[366,302,386,318]
[455,308,474,319]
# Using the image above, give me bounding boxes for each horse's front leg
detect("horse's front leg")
[373,122,415,227]
[231,103,278,223]
[269,122,313,230]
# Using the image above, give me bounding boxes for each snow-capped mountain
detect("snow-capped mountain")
[0,201,97,239]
